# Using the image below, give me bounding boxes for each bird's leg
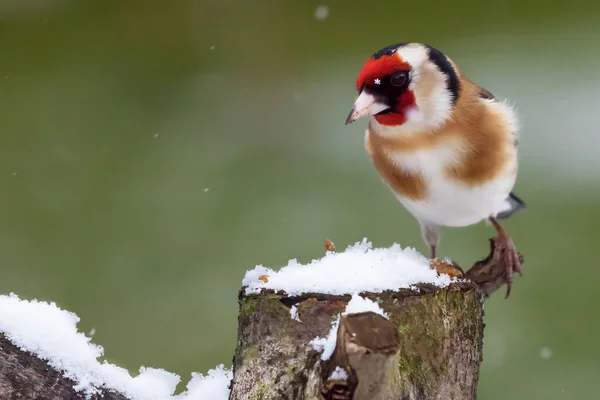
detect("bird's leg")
[419,222,440,260]
[489,216,523,298]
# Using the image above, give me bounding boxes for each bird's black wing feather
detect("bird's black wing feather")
[496,192,526,219]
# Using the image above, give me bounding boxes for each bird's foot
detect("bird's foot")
[491,233,523,298]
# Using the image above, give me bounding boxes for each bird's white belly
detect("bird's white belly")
[385,142,517,228]
[395,175,515,227]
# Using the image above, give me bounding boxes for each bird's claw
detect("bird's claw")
[491,233,522,298]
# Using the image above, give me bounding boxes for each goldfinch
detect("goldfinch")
[345,42,525,297]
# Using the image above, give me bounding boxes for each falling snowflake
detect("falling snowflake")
[374,78,381,85]
[314,5,329,21]
[540,347,553,360]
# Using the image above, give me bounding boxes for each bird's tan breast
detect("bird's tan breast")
[365,89,517,200]
[365,131,429,201]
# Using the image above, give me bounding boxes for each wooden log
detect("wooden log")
[228,240,522,400]
[0,333,127,400]
[229,283,483,400]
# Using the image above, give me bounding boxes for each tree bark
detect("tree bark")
[0,333,127,400]
[229,282,484,400]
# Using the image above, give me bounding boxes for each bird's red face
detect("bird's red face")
[346,47,417,126]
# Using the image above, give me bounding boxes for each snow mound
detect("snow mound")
[0,294,231,400]
[243,239,452,296]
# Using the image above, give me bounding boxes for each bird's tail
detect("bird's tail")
[496,192,526,219]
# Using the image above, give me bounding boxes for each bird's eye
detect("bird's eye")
[390,71,408,87]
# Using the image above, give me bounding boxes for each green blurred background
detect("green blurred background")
[1,0,599,398]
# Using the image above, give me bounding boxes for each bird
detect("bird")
[345,42,525,297]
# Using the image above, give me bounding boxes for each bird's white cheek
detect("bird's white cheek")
[405,107,424,125]
[389,104,430,134]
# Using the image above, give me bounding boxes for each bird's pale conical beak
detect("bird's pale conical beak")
[345,91,390,125]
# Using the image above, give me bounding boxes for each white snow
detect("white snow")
[174,365,232,400]
[313,294,387,361]
[0,293,232,400]
[309,336,327,353]
[319,315,340,361]
[243,239,452,296]
[290,305,301,322]
[329,366,348,381]
[343,294,387,318]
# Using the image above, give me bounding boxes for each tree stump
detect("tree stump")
[229,240,522,400]
[229,283,483,400]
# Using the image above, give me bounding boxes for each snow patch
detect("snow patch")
[309,336,327,353]
[344,294,387,317]
[174,365,232,400]
[313,294,387,361]
[243,239,452,296]
[290,305,301,322]
[0,293,231,400]
[319,315,341,361]
[329,366,348,381]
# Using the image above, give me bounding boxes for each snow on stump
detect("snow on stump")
[230,239,515,400]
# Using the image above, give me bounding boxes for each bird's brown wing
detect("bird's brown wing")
[462,76,496,100]
[476,85,496,100]
[471,82,519,145]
